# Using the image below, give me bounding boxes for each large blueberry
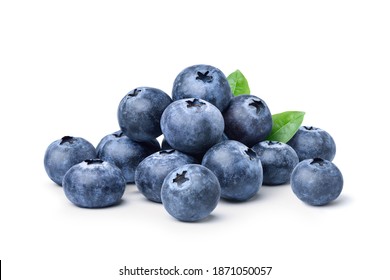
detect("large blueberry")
[161,164,221,222]
[117,87,172,142]
[252,141,299,185]
[160,98,224,155]
[291,158,343,206]
[44,136,96,186]
[99,133,160,183]
[63,159,126,208]
[172,64,233,112]
[135,149,197,203]
[223,95,272,147]
[202,140,263,201]
[287,126,336,161]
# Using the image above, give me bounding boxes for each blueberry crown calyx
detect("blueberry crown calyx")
[267,141,281,146]
[159,149,176,155]
[128,88,142,97]
[60,136,75,145]
[113,131,124,138]
[173,170,189,186]
[310,158,326,166]
[304,126,318,131]
[186,98,206,108]
[249,99,264,114]
[196,71,213,83]
[85,159,104,165]
[245,148,257,160]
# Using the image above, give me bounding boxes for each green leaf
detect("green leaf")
[227,70,250,96]
[267,111,305,143]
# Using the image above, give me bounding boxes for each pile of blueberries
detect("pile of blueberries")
[44,64,343,222]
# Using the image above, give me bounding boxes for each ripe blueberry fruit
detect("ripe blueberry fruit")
[223,95,272,147]
[117,87,172,142]
[44,136,96,186]
[160,98,224,155]
[161,164,221,222]
[252,141,299,185]
[63,159,126,208]
[98,132,160,183]
[291,158,343,206]
[287,126,336,161]
[202,140,263,201]
[135,149,196,203]
[172,64,233,112]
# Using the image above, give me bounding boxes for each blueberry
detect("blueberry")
[202,140,263,201]
[44,136,96,186]
[117,87,172,142]
[252,141,299,185]
[160,98,224,155]
[291,158,343,206]
[287,126,336,161]
[223,95,272,147]
[161,164,221,222]
[135,149,197,203]
[63,159,126,208]
[99,133,160,183]
[172,64,233,112]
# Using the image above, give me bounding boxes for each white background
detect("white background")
[1,0,389,279]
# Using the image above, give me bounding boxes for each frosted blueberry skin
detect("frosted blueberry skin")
[223,95,272,147]
[135,149,197,203]
[287,126,336,161]
[63,159,126,208]
[252,141,299,185]
[291,158,343,206]
[161,164,221,222]
[96,130,122,156]
[117,87,172,142]
[160,98,224,155]
[99,133,160,183]
[44,136,96,186]
[202,140,263,201]
[172,64,233,112]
